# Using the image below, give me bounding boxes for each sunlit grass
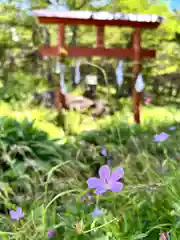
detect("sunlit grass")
[1,96,180,239]
[1,99,180,138]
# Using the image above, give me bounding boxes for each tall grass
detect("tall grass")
[0,103,180,239]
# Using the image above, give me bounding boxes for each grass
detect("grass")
[0,96,180,239]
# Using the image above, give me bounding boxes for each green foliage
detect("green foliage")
[1,1,180,239]
[0,116,66,175]
[0,105,180,239]
[0,72,44,102]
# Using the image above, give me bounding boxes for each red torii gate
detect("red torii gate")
[32,10,164,124]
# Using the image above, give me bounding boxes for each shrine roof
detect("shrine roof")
[32,9,164,28]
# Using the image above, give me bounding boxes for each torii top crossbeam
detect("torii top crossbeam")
[32,10,164,58]
[32,9,164,124]
[32,10,163,27]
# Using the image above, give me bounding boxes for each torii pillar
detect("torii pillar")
[55,24,68,110]
[132,28,141,124]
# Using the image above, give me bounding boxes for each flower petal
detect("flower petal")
[9,210,18,220]
[87,193,93,200]
[99,165,110,183]
[154,132,169,142]
[110,182,123,193]
[90,208,103,216]
[153,135,159,142]
[161,132,169,140]
[48,229,56,238]
[145,97,152,104]
[99,146,107,157]
[159,233,167,240]
[107,156,113,165]
[16,207,24,218]
[20,211,24,218]
[87,177,102,189]
[16,207,22,214]
[168,126,176,131]
[110,167,124,181]
[81,196,86,202]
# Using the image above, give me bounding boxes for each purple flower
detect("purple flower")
[107,156,113,165]
[153,132,169,142]
[168,126,176,131]
[48,229,56,239]
[160,233,167,240]
[87,165,124,195]
[99,146,107,157]
[90,207,103,216]
[144,97,152,104]
[9,207,24,221]
[159,232,170,240]
[87,193,92,200]
[81,193,93,202]
[81,196,86,202]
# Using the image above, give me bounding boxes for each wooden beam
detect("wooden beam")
[68,47,132,58]
[132,28,142,124]
[39,45,156,58]
[96,26,104,48]
[37,17,160,29]
[58,24,65,51]
[143,49,155,58]
[40,46,59,56]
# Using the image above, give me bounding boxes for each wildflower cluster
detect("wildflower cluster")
[6,125,177,238]
[153,126,176,142]
[88,146,124,215]
[5,145,124,239]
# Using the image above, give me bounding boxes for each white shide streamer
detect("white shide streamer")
[55,62,61,74]
[115,60,124,86]
[135,73,145,92]
[74,60,81,84]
